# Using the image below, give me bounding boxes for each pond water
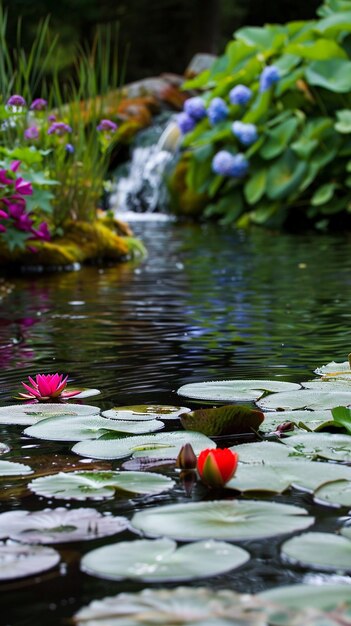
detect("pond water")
[1,221,351,625]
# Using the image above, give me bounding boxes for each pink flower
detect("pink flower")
[30,222,51,241]
[0,224,6,233]
[18,373,81,401]
[24,126,39,140]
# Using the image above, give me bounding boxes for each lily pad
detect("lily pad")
[177,380,301,402]
[72,431,215,460]
[70,388,101,398]
[102,405,190,421]
[232,441,300,463]
[0,442,10,455]
[0,460,33,475]
[256,390,351,411]
[0,402,100,425]
[74,587,268,626]
[24,414,164,441]
[261,410,335,433]
[0,507,129,543]
[227,460,351,494]
[281,531,351,572]
[260,583,351,611]
[131,500,314,541]
[81,538,250,582]
[180,404,264,437]
[314,480,351,507]
[314,361,350,376]
[0,540,60,580]
[29,470,174,501]
[283,432,351,461]
[301,380,351,391]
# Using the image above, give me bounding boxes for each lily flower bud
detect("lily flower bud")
[197,448,238,488]
[176,443,198,470]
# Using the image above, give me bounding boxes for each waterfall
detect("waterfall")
[109,116,180,220]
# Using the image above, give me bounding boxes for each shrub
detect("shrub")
[173,0,351,230]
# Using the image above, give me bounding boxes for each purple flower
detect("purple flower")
[0,210,8,219]
[48,114,56,122]
[207,98,228,125]
[259,65,280,92]
[232,121,258,146]
[229,85,252,106]
[48,122,72,136]
[65,143,75,153]
[7,94,26,107]
[15,178,33,196]
[24,126,39,140]
[184,97,207,121]
[176,112,196,134]
[97,119,118,132]
[30,222,51,241]
[30,98,47,111]
[212,150,249,178]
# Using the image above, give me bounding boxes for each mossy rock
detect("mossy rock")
[0,220,144,269]
[168,157,208,217]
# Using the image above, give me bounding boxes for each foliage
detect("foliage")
[172,0,351,229]
[0,8,123,253]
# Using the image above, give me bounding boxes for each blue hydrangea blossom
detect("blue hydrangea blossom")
[212,150,249,178]
[259,66,280,92]
[176,112,196,134]
[208,98,229,125]
[232,121,258,146]
[184,97,207,121]
[229,85,252,106]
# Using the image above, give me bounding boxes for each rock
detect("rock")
[185,53,217,79]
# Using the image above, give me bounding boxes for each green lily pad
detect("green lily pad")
[0,442,10,455]
[73,587,269,626]
[301,381,351,391]
[332,406,351,434]
[260,583,351,611]
[281,531,351,572]
[314,480,351,507]
[180,405,264,436]
[0,403,100,425]
[68,388,101,399]
[0,541,60,580]
[81,538,250,582]
[256,390,351,411]
[72,431,215,460]
[227,460,351,494]
[0,507,129,543]
[0,461,33,476]
[24,414,164,441]
[261,410,335,433]
[283,432,351,461]
[131,500,314,541]
[29,470,174,501]
[102,405,190,421]
[232,441,300,463]
[314,361,350,376]
[177,380,300,402]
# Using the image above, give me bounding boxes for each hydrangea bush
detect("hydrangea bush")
[172,0,351,229]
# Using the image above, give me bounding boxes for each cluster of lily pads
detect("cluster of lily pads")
[0,361,351,623]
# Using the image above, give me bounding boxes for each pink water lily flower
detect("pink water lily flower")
[19,373,81,401]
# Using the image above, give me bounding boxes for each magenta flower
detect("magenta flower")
[7,94,26,107]
[15,178,33,196]
[48,122,72,136]
[97,119,117,132]
[24,126,39,140]
[30,222,51,241]
[0,224,6,233]
[30,98,47,111]
[18,373,81,401]
[0,210,8,219]
[0,169,15,186]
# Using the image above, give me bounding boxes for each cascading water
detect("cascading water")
[109,114,180,220]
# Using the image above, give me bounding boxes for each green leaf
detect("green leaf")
[316,11,351,36]
[266,149,308,200]
[281,531,351,572]
[260,119,299,160]
[81,538,250,582]
[332,406,351,433]
[257,389,351,411]
[177,379,300,402]
[260,583,351,611]
[335,109,351,133]
[0,461,33,476]
[131,500,314,542]
[311,182,336,206]
[315,480,351,507]
[102,405,189,421]
[306,59,351,93]
[235,25,286,51]
[285,40,347,60]
[180,404,264,437]
[283,432,351,462]
[0,542,60,581]
[0,403,99,426]
[244,168,267,204]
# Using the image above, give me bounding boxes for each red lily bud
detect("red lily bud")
[176,443,197,470]
[197,448,238,488]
